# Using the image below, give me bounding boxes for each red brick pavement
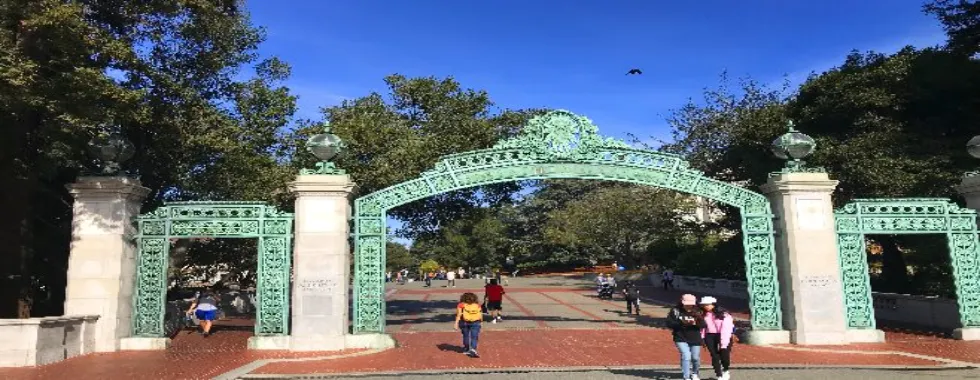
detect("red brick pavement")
[0,322,359,380]
[3,287,977,379]
[251,329,949,375]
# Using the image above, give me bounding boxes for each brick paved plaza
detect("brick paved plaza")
[1,276,978,380]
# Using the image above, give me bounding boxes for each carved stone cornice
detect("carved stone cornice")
[66,176,151,201]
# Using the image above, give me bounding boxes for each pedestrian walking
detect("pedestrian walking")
[454,292,483,358]
[622,280,641,315]
[667,293,705,380]
[185,287,220,337]
[447,269,456,287]
[700,296,735,380]
[663,268,675,290]
[484,278,505,323]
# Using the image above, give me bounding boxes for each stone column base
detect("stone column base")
[248,336,291,350]
[346,333,397,349]
[953,327,980,340]
[291,335,346,351]
[742,330,790,345]
[845,328,886,343]
[119,337,170,351]
[791,330,851,345]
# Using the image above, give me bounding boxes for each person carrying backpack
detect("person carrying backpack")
[454,292,483,358]
[622,280,641,315]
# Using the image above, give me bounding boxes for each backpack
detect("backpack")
[461,303,483,322]
[626,286,640,300]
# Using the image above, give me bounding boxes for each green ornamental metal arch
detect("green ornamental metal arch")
[352,110,782,333]
[835,198,980,330]
[131,201,293,337]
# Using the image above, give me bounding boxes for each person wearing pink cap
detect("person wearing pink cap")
[666,293,706,380]
[700,296,735,380]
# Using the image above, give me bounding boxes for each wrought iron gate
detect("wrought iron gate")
[131,201,293,337]
[351,110,783,334]
[835,198,980,329]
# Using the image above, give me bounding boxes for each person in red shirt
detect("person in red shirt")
[484,279,505,323]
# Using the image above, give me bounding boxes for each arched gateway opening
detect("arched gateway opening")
[351,110,782,334]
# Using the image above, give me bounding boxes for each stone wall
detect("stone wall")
[0,315,99,367]
[647,273,962,331]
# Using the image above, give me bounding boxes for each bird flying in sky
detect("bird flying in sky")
[626,69,642,75]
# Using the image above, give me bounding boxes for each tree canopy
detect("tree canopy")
[4,0,978,317]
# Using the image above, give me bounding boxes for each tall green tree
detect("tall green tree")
[290,74,546,240]
[543,185,695,268]
[0,0,297,317]
[924,0,980,56]
[386,241,414,272]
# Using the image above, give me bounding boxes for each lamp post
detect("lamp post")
[86,131,134,176]
[300,122,347,175]
[771,120,822,174]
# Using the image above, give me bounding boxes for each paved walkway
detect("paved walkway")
[241,368,980,380]
[1,276,977,380]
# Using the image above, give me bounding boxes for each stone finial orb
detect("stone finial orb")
[87,132,135,175]
[300,122,348,175]
[967,135,980,159]
[306,123,345,162]
[771,120,816,162]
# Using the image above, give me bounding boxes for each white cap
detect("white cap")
[699,296,717,305]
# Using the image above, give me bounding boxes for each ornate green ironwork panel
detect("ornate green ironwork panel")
[835,198,980,329]
[352,110,783,334]
[132,201,293,337]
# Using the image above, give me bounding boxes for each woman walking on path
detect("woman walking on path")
[667,293,705,380]
[454,292,483,358]
[186,287,220,337]
[700,296,735,380]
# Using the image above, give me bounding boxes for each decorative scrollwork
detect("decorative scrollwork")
[352,110,783,334]
[835,198,980,329]
[133,201,294,337]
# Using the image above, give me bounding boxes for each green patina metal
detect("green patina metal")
[835,198,980,329]
[351,110,783,333]
[300,123,347,175]
[770,121,825,175]
[132,201,293,337]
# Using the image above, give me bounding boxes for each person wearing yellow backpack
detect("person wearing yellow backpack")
[454,292,483,357]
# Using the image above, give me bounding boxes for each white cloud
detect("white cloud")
[288,83,353,119]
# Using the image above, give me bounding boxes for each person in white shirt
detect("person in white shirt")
[447,269,457,287]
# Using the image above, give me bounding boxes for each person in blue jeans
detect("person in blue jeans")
[186,288,220,337]
[454,292,483,358]
[666,293,706,380]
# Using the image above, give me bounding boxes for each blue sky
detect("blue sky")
[246,1,946,245]
[248,0,946,144]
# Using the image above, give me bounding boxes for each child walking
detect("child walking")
[454,292,483,358]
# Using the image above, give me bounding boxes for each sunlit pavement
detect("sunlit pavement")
[1,276,977,380]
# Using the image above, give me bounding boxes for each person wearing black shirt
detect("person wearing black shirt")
[666,293,706,380]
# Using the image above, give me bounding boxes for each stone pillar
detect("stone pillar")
[761,172,881,344]
[65,176,150,352]
[288,174,356,351]
[957,175,980,211]
[953,175,980,341]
